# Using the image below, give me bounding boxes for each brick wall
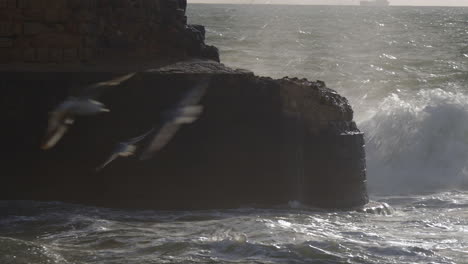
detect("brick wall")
[0,0,193,64]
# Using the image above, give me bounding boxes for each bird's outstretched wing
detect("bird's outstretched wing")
[41,73,135,150]
[139,79,211,160]
[41,98,108,150]
[41,116,74,150]
[96,128,154,170]
[80,72,137,99]
[126,127,156,145]
[177,78,209,107]
[173,105,204,124]
[139,123,181,160]
[96,153,120,171]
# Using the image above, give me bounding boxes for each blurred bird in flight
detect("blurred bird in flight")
[41,73,136,150]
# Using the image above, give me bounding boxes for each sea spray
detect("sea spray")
[361,89,468,194]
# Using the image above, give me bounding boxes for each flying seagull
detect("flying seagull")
[42,73,136,150]
[139,79,209,160]
[96,128,155,171]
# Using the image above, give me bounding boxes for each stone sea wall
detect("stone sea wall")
[0,0,218,63]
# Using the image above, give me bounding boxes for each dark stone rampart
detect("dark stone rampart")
[0,0,218,64]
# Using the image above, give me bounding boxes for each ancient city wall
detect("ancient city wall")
[0,0,215,64]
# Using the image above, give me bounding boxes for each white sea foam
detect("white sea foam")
[360,89,468,194]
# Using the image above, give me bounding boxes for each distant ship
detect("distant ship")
[360,0,390,6]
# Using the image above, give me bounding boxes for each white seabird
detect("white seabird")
[96,128,155,171]
[42,73,136,150]
[139,79,209,160]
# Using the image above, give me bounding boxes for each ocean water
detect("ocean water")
[2,5,468,264]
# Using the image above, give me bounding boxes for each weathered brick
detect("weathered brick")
[0,0,17,9]
[29,0,43,9]
[0,37,13,47]
[63,47,78,61]
[0,23,13,36]
[31,33,82,48]
[79,23,97,34]
[68,0,97,9]
[54,24,65,32]
[83,36,96,48]
[23,22,50,35]
[36,47,48,61]
[0,9,23,21]
[17,0,34,9]
[49,47,62,62]
[61,34,82,48]
[1,0,189,63]
[10,47,22,60]
[64,23,79,34]
[45,8,68,22]
[13,23,22,34]
[70,9,97,22]
[13,36,31,48]
[43,0,66,9]
[22,47,35,61]
[0,48,13,63]
[22,9,45,22]
[79,47,93,61]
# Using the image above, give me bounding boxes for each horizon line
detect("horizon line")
[189,3,468,7]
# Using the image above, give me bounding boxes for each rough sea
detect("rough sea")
[1,4,468,264]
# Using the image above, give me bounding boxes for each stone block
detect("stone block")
[13,36,31,48]
[60,34,83,48]
[0,0,17,8]
[19,0,46,9]
[17,0,32,8]
[68,0,97,9]
[43,0,66,9]
[31,33,82,48]
[67,0,80,8]
[0,48,13,63]
[22,9,45,21]
[0,22,13,36]
[79,23,97,34]
[79,47,94,61]
[22,47,35,61]
[99,0,125,8]
[37,47,48,62]
[14,23,22,34]
[54,24,65,32]
[83,36,97,48]
[64,22,80,34]
[0,37,13,47]
[63,47,78,61]
[49,48,62,62]
[0,9,23,21]
[10,47,22,60]
[0,22,23,36]
[45,8,68,22]
[23,22,49,35]
[70,9,97,22]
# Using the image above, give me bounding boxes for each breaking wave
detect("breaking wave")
[361,89,468,194]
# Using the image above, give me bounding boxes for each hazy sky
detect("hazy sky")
[190,0,468,6]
